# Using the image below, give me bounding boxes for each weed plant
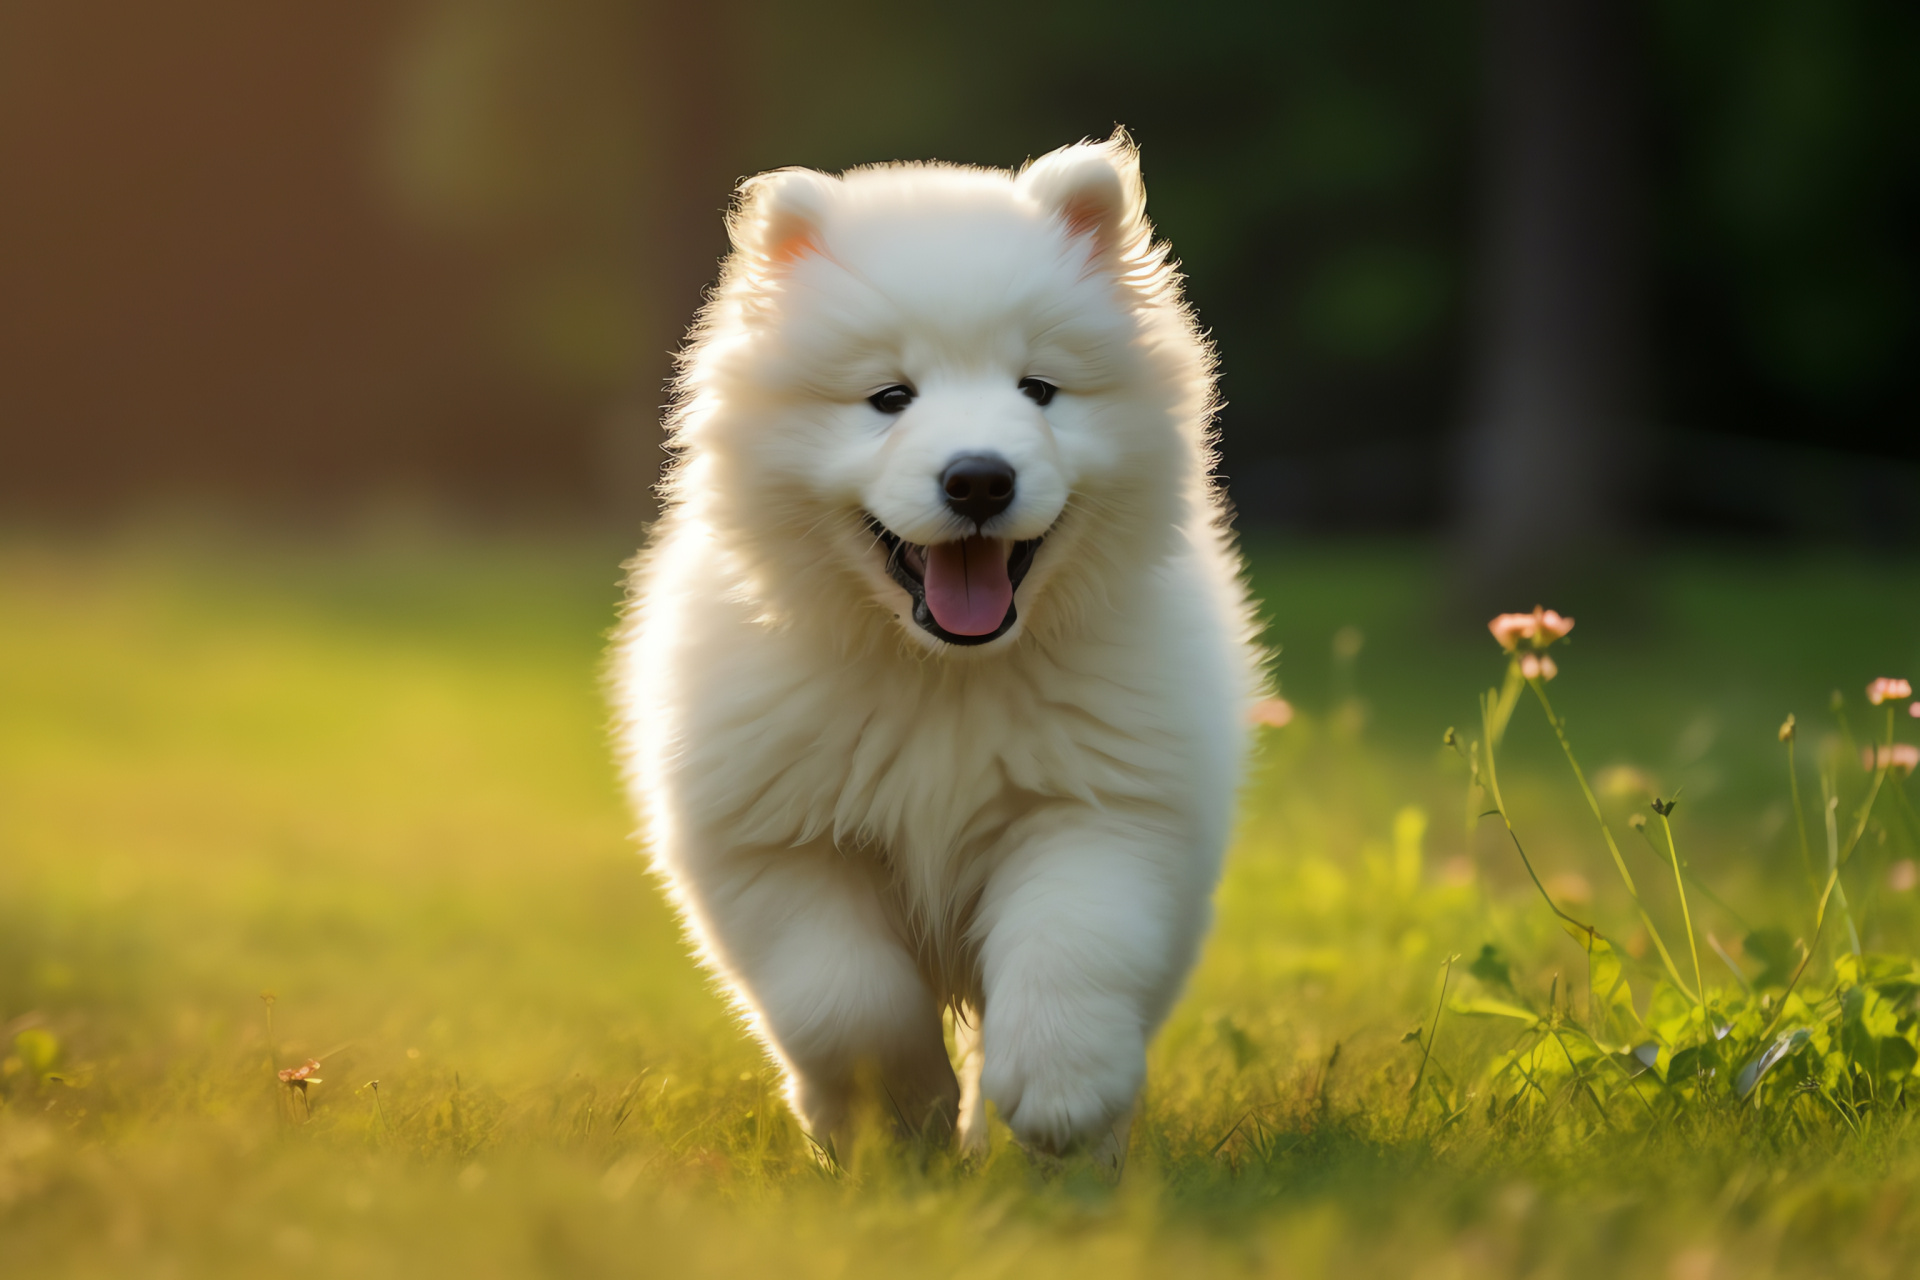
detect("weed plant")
[1441,611,1920,1142]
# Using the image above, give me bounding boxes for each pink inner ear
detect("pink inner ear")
[763,229,819,265]
[1059,195,1111,242]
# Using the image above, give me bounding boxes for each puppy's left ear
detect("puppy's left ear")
[1017,130,1148,260]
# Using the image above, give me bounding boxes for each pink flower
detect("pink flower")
[1868,677,1913,706]
[1533,608,1575,644]
[278,1058,322,1085]
[1519,653,1558,682]
[1488,613,1534,651]
[1248,697,1294,728]
[1488,606,1574,652]
[1862,743,1920,775]
[1889,860,1918,893]
[1912,702,1920,719]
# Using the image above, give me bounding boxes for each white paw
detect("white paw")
[981,1012,1144,1153]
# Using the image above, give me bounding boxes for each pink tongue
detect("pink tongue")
[922,537,1013,636]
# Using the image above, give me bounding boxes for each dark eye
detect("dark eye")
[868,385,915,414]
[1018,377,1057,407]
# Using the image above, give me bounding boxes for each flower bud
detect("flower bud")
[1518,653,1558,681]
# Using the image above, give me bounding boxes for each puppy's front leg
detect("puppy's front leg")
[974,809,1210,1163]
[674,837,958,1154]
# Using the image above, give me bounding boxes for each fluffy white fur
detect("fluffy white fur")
[611,134,1263,1162]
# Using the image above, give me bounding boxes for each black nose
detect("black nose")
[940,454,1016,527]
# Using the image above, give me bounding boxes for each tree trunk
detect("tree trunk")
[1455,0,1649,611]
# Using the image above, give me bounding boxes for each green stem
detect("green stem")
[1480,689,1593,938]
[1402,954,1457,1134]
[1486,662,1526,753]
[1756,865,1844,1046]
[1844,767,1890,867]
[1823,773,1864,957]
[1834,694,1860,771]
[1527,677,1700,1004]
[1496,818,1601,943]
[1478,688,1507,817]
[1545,1023,1614,1129]
[1834,707,1902,948]
[1787,730,1817,897]
[1528,679,1637,894]
[1657,812,1705,1004]
[1630,820,1751,931]
[1480,687,1696,1004]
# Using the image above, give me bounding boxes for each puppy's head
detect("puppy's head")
[675,134,1211,655]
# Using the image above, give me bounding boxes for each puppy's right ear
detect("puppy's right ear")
[728,168,837,266]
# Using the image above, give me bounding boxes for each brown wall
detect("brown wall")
[1,2,602,512]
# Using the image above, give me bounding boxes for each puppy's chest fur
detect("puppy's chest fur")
[690,640,1165,944]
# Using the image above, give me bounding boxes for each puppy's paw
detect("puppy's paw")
[981,1016,1143,1155]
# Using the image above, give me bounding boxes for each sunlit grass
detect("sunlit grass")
[4,526,1920,1277]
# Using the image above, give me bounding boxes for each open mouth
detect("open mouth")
[865,516,1043,646]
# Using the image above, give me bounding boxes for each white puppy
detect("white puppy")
[612,133,1262,1162]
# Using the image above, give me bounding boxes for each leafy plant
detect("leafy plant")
[1440,611,1920,1132]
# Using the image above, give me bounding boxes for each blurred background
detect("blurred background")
[4,0,1917,593]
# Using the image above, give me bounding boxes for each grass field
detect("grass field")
[4,524,1920,1278]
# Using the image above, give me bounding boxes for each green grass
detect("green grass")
[4,525,1920,1278]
